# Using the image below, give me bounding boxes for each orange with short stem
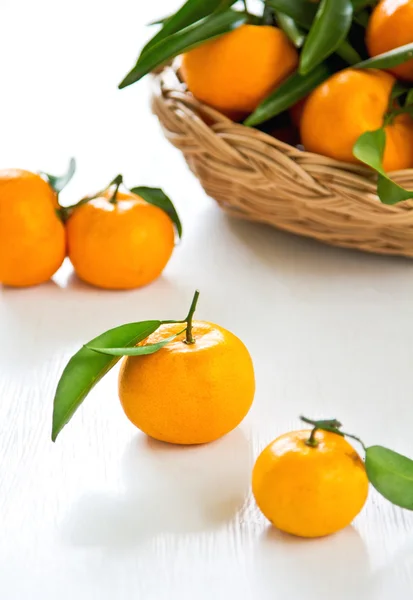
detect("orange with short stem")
[300,68,413,171]
[118,291,255,445]
[252,419,369,538]
[66,175,175,290]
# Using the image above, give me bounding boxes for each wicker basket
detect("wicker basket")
[151,66,413,257]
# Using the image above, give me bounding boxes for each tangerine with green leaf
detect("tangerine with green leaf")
[66,176,180,290]
[253,416,413,538]
[51,291,255,445]
[300,68,413,171]
[252,424,369,538]
[120,292,255,445]
[119,322,255,445]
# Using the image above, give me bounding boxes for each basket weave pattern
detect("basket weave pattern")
[152,67,413,257]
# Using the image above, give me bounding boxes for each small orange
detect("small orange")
[66,183,175,290]
[181,24,299,119]
[0,169,66,287]
[366,0,413,81]
[252,429,369,538]
[118,321,255,445]
[300,68,413,171]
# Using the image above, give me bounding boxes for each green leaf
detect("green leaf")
[353,128,386,174]
[406,88,413,106]
[353,128,413,204]
[352,8,370,28]
[40,158,76,194]
[299,0,353,75]
[87,329,186,356]
[266,0,317,28]
[275,12,305,48]
[147,15,171,27]
[391,82,410,102]
[142,0,237,54]
[356,42,413,70]
[377,176,413,205]
[130,186,183,239]
[119,10,247,89]
[266,0,357,66]
[244,62,331,127]
[335,40,362,65]
[366,445,413,510]
[51,320,161,441]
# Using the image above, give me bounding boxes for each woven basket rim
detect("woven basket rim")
[151,65,413,257]
[152,64,413,182]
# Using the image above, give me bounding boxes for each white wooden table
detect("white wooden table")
[2,1,413,598]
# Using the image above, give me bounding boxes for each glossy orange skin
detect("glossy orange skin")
[0,169,65,287]
[118,321,255,445]
[301,68,413,171]
[252,429,369,538]
[181,25,299,119]
[66,191,175,290]
[366,0,413,81]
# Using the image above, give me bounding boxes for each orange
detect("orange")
[181,24,299,119]
[366,0,413,81]
[300,68,413,171]
[66,186,175,290]
[118,321,255,445]
[252,429,369,538]
[0,169,66,287]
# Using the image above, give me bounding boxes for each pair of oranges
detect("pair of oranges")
[0,169,175,289]
[120,322,367,539]
[54,298,368,540]
[114,321,369,539]
[181,0,413,173]
[126,319,367,539]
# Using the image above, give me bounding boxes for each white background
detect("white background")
[1,1,413,598]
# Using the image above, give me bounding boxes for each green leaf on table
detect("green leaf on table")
[265,0,317,29]
[119,10,247,89]
[51,320,161,441]
[275,12,305,48]
[244,63,331,127]
[356,42,413,70]
[142,0,238,54]
[87,329,186,356]
[299,0,353,75]
[353,128,413,204]
[366,445,413,510]
[131,186,182,239]
[40,157,76,194]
